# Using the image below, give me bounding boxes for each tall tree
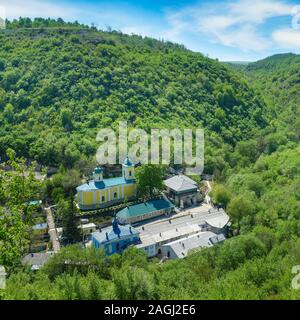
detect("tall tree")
[61,198,81,244]
[135,165,166,197]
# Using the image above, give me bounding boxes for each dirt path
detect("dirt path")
[45,206,60,252]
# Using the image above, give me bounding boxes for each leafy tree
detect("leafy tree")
[60,198,81,244]
[136,165,166,197]
[113,266,156,300]
[211,184,231,208]
[60,108,73,131]
[227,194,256,232]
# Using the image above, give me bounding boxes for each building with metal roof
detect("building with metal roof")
[160,231,225,259]
[91,218,140,255]
[205,208,230,234]
[22,252,55,271]
[136,205,230,257]
[32,222,48,231]
[32,222,48,238]
[164,174,201,208]
[76,157,137,211]
[116,198,175,224]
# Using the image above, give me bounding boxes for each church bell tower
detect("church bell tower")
[122,157,135,181]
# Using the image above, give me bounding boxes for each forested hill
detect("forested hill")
[246,53,299,71]
[242,53,300,140]
[0,19,266,168]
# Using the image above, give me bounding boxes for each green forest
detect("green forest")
[0,19,300,300]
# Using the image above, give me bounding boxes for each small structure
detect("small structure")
[80,222,97,236]
[159,232,225,259]
[56,223,97,239]
[164,174,201,208]
[92,218,140,255]
[76,157,137,210]
[32,222,48,237]
[22,252,55,271]
[205,208,230,234]
[56,227,63,238]
[117,198,174,224]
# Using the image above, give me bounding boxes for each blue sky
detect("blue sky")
[1,0,300,61]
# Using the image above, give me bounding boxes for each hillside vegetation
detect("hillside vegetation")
[0,19,266,169]
[244,53,300,137]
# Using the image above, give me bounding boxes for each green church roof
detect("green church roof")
[117,198,174,220]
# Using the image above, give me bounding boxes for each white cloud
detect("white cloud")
[163,0,294,52]
[228,0,292,24]
[273,28,300,48]
[1,0,79,20]
[121,26,155,37]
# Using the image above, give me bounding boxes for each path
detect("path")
[45,206,60,252]
[203,180,212,205]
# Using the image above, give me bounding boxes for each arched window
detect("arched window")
[114,192,117,198]
[129,170,132,176]
[102,196,105,202]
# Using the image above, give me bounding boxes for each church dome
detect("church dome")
[94,167,103,174]
[123,157,133,167]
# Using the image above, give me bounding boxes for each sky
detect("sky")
[1,0,300,61]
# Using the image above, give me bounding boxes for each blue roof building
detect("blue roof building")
[92,218,140,255]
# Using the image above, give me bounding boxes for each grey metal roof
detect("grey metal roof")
[162,232,216,258]
[210,233,226,245]
[205,209,229,228]
[136,205,227,247]
[22,252,54,267]
[32,222,48,230]
[164,174,198,192]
